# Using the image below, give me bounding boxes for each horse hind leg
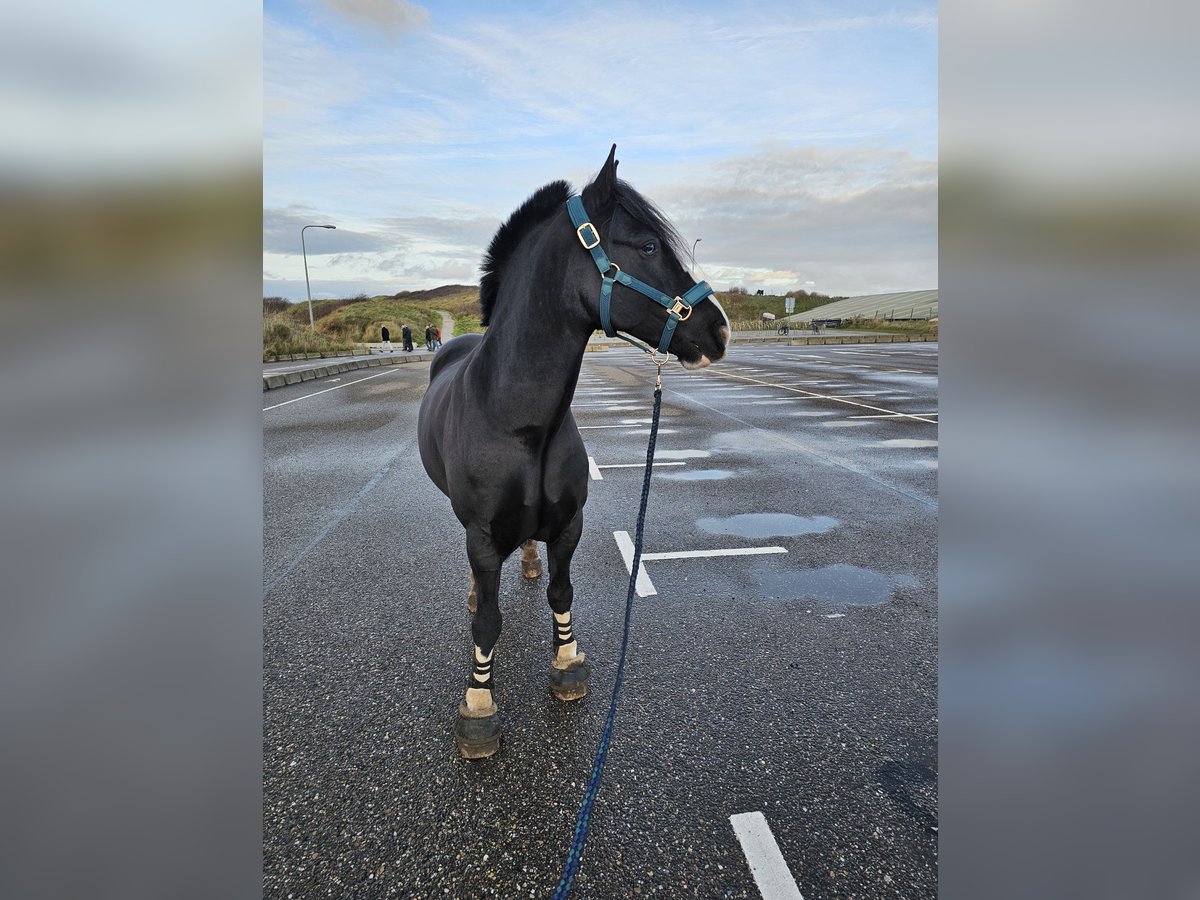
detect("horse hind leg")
[520,539,542,580]
[546,512,590,702]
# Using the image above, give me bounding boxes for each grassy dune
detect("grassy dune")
[264,283,882,359]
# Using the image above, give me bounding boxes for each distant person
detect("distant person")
[401,323,414,352]
[425,324,434,351]
[381,325,393,353]
[433,324,442,349]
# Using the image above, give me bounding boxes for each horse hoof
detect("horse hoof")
[549,659,591,702]
[455,705,501,759]
[521,561,542,580]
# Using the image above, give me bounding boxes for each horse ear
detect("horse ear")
[583,144,619,210]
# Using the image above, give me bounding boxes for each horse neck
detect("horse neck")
[470,233,595,434]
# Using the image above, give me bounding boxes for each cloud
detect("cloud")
[318,0,429,37]
[656,146,937,294]
[263,206,398,255]
[264,145,936,298]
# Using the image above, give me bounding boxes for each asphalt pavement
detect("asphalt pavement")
[263,340,938,899]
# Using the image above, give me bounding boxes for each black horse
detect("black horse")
[417,147,729,758]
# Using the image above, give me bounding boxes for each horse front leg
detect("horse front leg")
[455,534,503,759]
[546,511,590,701]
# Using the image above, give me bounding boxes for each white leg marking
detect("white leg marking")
[552,611,582,665]
[463,645,495,713]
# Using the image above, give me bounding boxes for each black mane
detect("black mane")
[478,176,688,326]
[479,180,571,326]
[611,179,689,263]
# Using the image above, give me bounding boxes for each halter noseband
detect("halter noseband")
[566,195,714,355]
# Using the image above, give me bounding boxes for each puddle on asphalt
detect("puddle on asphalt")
[696,512,839,537]
[875,439,938,448]
[659,469,735,481]
[758,564,920,607]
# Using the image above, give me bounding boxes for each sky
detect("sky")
[264,0,937,300]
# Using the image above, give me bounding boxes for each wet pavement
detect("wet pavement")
[264,341,938,898]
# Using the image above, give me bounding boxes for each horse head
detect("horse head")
[577,146,729,369]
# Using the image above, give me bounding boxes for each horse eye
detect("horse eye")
[641,240,657,256]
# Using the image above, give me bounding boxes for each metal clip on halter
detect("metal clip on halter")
[565,193,714,360]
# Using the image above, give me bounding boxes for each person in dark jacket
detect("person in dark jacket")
[424,324,434,351]
[401,323,414,352]
[381,325,393,352]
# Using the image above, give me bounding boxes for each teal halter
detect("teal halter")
[566,195,714,355]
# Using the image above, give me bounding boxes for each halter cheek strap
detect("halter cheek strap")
[566,195,713,355]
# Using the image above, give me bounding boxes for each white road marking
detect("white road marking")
[848,412,939,419]
[578,424,640,429]
[601,462,686,469]
[730,811,805,900]
[613,532,788,596]
[707,370,937,424]
[263,368,400,411]
[641,546,786,561]
[613,530,657,596]
[586,457,686,480]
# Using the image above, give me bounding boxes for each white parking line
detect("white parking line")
[730,811,805,900]
[262,368,400,411]
[707,371,937,424]
[613,531,657,596]
[641,546,786,561]
[586,457,686,480]
[848,411,939,419]
[613,531,787,597]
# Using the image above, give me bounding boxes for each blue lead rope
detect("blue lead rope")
[551,381,664,899]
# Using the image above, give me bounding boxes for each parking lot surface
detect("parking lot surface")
[264,341,938,899]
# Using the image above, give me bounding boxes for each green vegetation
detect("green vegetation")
[263,313,354,359]
[262,286,487,359]
[714,289,841,331]
[263,282,889,358]
[452,313,483,336]
[844,317,938,335]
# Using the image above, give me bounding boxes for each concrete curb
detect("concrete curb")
[262,350,436,390]
[262,335,936,391]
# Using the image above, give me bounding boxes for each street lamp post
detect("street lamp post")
[301,224,337,329]
[690,237,702,269]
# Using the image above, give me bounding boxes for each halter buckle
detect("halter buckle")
[668,297,692,321]
[576,222,601,250]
